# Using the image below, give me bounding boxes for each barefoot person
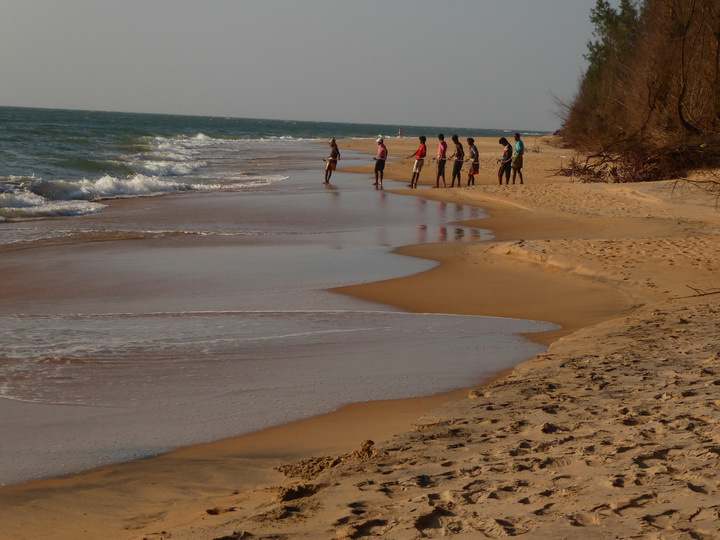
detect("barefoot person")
[466,137,479,186]
[373,137,387,186]
[448,134,464,188]
[511,132,524,185]
[323,138,340,184]
[497,137,512,185]
[407,136,427,189]
[434,134,447,188]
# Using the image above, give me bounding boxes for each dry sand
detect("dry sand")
[2,137,720,539]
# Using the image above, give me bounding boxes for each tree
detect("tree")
[584,0,640,86]
[560,0,720,183]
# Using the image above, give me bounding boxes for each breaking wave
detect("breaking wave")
[0,132,289,221]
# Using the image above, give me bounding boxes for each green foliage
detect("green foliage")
[584,0,641,86]
[561,0,720,182]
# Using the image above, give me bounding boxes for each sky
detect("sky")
[1,0,599,132]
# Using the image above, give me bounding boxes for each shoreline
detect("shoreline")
[0,162,539,488]
[3,137,720,538]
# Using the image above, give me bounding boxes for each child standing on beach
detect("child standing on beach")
[373,137,387,186]
[407,136,427,189]
[466,138,479,186]
[448,134,464,188]
[323,138,340,184]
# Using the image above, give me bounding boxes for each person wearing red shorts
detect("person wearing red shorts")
[466,137,479,186]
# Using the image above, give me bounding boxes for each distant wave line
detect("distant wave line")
[2,309,554,326]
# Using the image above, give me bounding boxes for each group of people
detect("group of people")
[409,134,480,189]
[412,132,525,188]
[322,132,525,187]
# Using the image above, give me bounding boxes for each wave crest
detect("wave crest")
[29,175,199,201]
[0,190,106,219]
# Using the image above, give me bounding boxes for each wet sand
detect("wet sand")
[2,137,720,538]
[1,160,557,489]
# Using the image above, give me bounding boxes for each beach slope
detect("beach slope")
[2,137,720,539]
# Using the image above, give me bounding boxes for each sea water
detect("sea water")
[0,106,541,225]
[0,107,555,485]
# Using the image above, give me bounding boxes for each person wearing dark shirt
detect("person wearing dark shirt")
[497,137,512,185]
[448,134,464,188]
[434,133,447,188]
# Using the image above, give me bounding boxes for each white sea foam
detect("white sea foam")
[0,191,106,219]
[0,171,286,222]
[134,160,199,177]
[29,175,200,200]
[1,133,301,223]
[125,134,206,177]
[0,174,211,220]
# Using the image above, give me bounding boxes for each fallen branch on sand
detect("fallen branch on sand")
[685,285,720,297]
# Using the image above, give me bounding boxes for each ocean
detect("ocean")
[0,107,555,485]
[0,106,535,224]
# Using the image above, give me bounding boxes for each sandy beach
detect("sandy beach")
[2,136,720,539]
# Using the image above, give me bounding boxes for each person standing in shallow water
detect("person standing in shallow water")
[373,137,387,186]
[324,138,340,184]
[497,137,512,185]
[407,136,427,189]
[434,133,447,188]
[511,132,524,185]
[466,137,479,186]
[448,134,464,188]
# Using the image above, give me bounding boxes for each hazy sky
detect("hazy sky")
[1,0,598,131]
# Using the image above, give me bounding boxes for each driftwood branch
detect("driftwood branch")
[685,285,720,297]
